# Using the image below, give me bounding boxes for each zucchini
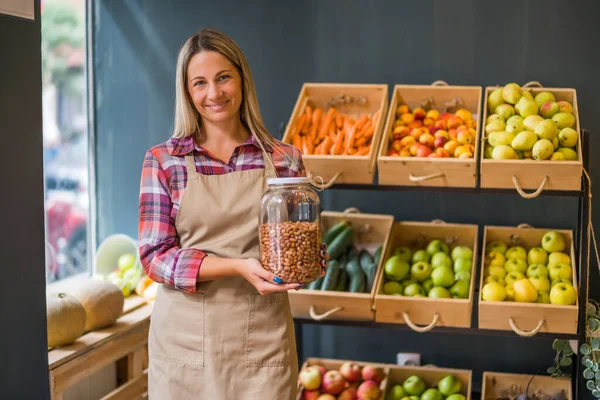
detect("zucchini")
[327,226,355,260]
[321,260,341,291]
[359,249,373,270]
[349,271,366,293]
[335,269,349,291]
[362,262,377,293]
[374,245,383,265]
[323,220,349,246]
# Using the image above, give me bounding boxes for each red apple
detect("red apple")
[322,370,346,395]
[338,386,358,400]
[399,136,416,148]
[393,126,410,138]
[448,128,458,140]
[387,149,399,156]
[302,389,321,400]
[361,366,385,383]
[435,119,448,130]
[357,380,381,400]
[410,128,423,140]
[416,145,432,158]
[436,147,450,157]
[339,362,362,382]
[434,136,448,148]
[423,117,435,127]
[448,116,463,129]
[419,133,435,147]
[391,139,403,151]
[317,395,336,400]
[408,120,423,129]
[428,153,439,157]
[439,112,453,121]
[413,107,426,119]
[409,143,421,156]
[299,366,322,390]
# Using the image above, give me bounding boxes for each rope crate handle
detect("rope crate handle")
[431,80,449,86]
[508,317,545,337]
[309,305,343,321]
[512,175,549,199]
[409,172,446,182]
[523,81,544,88]
[308,172,342,191]
[403,312,440,333]
[343,207,361,215]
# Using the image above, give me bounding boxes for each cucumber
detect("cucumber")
[323,221,349,246]
[306,275,324,290]
[362,262,377,292]
[346,255,363,277]
[349,271,366,293]
[321,260,341,291]
[327,226,355,260]
[347,246,358,260]
[374,245,383,265]
[359,249,373,270]
[335,269,349,291]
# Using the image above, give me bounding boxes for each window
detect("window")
[41,0,91,285]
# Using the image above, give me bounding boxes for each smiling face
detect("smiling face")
[186,50,243,126]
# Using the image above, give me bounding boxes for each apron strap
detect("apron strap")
[185,153,199,179]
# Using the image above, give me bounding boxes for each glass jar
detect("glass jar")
[259,177,322,284]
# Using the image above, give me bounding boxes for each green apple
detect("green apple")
[402,375,426,396]
[384,256,410,281]
[438,374,463,396]
[485,275,505,286]
[487,240,508,255]
[412,249,431,264]
[558,127,578,148]
[383,281,404,295]
[426,239,449,256]
[393,246,412,262]
[505,271,526,288]
[548,252,571,268]
[505,246,527,261]
[556,147,578,160]
[386,384,406,400]
[454,258,472,273]
[523,114,544,131]
[401,277,418,288]
[411,262,432,282]
[431,266,455,288]
[536,290,551,304]
[488,265,507,279]
[118,253,137,271]
[552,112,575,129]
[526,264,549,279]
[449,280,470,299]
[482,282,506,302]
[551,278,571,288]
[446,395,466,400]
[504,258,527,274]
[529,277,550,292]
[550,282,577,305]
[488,88,505,113]
[451,246,473,262]
[548,264,572,281]
[431,252,452,269]
[485,251,506,268]
[455,271,471,282]
[403,283,425,297]
[428,287,452,299]
[541,231,566,253]
[527,247,548,266]
[421,388,443,400]
[422,278,434,295]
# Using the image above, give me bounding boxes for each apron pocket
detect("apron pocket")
[149,287,205,367]
[245,293,292,367]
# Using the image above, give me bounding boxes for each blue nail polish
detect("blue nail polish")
[274,276,283,284]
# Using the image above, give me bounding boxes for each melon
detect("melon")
[73,280,124,330]
[47,292,87,348]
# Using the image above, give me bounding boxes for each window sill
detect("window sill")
[46,272,90,295]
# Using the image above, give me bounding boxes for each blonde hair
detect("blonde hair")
[173,28,279,154]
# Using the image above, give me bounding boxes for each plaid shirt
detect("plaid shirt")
[138,134,305,293]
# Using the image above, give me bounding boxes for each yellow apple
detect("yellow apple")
[488,265,507,280]
[482,282,507,302]
[536,291,551,304]
[513,279,538,303]
[485,251,506,267]
[505,271,526,288]
[548,264,572,281]
[550,283,577,305]
[485,275,505,286]
[505,287,515,301]
[529,277,550,292]
[548,252,571,268]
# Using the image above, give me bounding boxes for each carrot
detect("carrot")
[358,119,373,137]
[346,123,359,150]
[371,110,381,126]
[331,131,345,155]
[321,136,334,155]
[357,145,371,156]
[328,120,336,138]
[302,136,312,155]
[362,125,376,139]
[318,107,336,140]
[314,140,325,155]
[302,106,313,135]
[310,108,322,140]
[292,133,303,150]
[354,114,369,132]
[335,112,343,129]
[355,136,368,147]
[294,114,307,137]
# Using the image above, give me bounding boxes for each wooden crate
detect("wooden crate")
[481,371,572,400]
[377,82,483,187]
[374,221,479,329]
[384,365,472,400]
[478,225,579,335]
[289,210,395,321]
[282,83,389,185]
[297,357,391,400]
[480,83,583,192]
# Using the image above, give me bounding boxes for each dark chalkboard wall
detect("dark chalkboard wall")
[94,1,599,397]
[0,2,51,399]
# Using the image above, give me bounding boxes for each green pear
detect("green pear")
[550,152,566,161]
[495,104,516,121]
[534,91,556,108]
[540,101,559,118]
[486,114,504,124]
[552,112,576,129]
[534,119,558,140]
[532,139,554,160]
[492,145,519,160]
[558,128,578,147]
[523,115,544,131]
[557,100,574,114]
[515,97,539,118]
[484,144,494,159]
[522,90,534,100]
[556,147,578,161]
[502,83,522,104]
[511,130,538,151]
[488,88,505,113]
[505,115,525,134]
[552,137,559,150]
[488,131,516,147]
[486,120,506,133]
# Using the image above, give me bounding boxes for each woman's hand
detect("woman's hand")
[319,242,329,278]
[239,258,300,295]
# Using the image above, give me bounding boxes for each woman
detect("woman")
[138,28,327,399]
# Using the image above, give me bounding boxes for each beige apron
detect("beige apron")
[148,147,298,400]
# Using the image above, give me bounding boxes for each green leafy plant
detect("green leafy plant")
[580,300,600,397]
[548,339,573,378]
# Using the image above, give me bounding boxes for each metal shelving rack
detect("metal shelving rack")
[293,129,591,399]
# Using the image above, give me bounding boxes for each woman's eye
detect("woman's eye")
[219,75,230,81]
[194,80,205,87]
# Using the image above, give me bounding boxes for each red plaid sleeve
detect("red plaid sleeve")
[138,150,205,293]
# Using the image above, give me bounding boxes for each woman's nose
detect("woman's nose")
[207,82,220,100]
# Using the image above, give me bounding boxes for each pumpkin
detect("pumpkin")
[73,280,124,330]
[47,292,87,348]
